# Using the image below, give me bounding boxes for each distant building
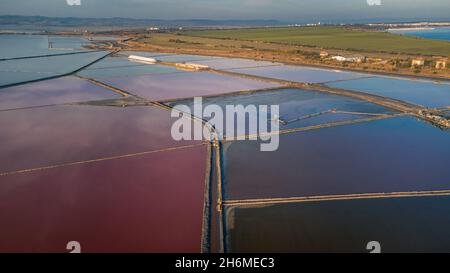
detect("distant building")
[347,55,366,63]
[331,56,347,62]
[331,55,365,63]
[128,55,157,64]
[411,58,425,67]
[436,59,447,69]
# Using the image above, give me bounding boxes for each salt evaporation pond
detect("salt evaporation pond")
[154,54,222,63]
[228,65,368,83]
[223,116,450,200]
[172,88,394,138]
[0,51,110,87]
[100,72,281,101]
[328,77,450,108]
[0,77,121,111]
[82,56,141,70]
[0,100,209,252]
[117,52,281,69]
[0,144,208,253]
[78,57,181,78]
[226,195,450,253]
[0,105,201,173]
[119,51,222,63]
[47,36,90,50]
[0,35,90,59]
[198,58,282,70]
[118,51,174,58]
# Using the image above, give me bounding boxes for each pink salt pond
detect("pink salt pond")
[0,145,208,253]
[0,105,201,173]
[99,72,281,101]
[0,77,121,111]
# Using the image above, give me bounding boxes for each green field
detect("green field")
[184,26,450,56]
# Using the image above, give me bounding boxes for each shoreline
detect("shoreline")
[388,27,435,31]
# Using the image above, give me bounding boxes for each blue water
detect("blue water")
[229,65,368,84]
[228,195,450,252]
[0,34,111,87]
[153,54,221,63]
[77,56,181,78]
[224,116,450,200]
[327,77,450,108]
[390,27,450,41]
[0,35,90,59]
[0,51,110,87]
[119,52,223,63]
[174,88,394,137]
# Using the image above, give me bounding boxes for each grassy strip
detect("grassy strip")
[184,26,450,56]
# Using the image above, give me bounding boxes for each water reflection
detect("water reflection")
[0,35,89,59]
[79,59,181,78]
[0,105,200,173]
[228,65,368,83]
[0,51,110,87]
[174,88,394,137]
[328,77,450,108]
[0,77,120,110]
[224,116,450,200]
[0,145,207,253]
[227,195,450,253]
[100,72,280,101]
[185,57,280,70]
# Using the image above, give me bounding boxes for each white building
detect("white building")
[331,55,365,63]
[411,58,425,67]
[128,55,157,64]
[331,56,347,62]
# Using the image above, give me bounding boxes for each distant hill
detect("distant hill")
[0,15,285,29]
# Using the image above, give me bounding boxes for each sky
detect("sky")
[0,0,449,22]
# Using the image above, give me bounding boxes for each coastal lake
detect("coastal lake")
[389,27,450,41]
